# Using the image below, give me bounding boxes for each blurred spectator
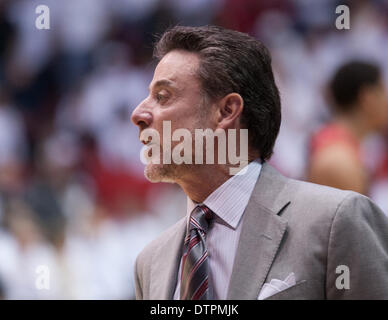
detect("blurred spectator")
[0,93,26,195]
[307,61,388,194]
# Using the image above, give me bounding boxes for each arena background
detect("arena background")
[0,0,387,299]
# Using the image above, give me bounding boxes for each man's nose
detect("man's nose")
[131,102,152,130]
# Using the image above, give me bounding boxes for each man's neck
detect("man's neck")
[176,155,259,203]
[176,164,231,203]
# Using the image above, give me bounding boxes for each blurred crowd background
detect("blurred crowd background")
[0,0,387,299]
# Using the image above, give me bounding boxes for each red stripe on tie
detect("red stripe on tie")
[190,217,202,230]
[187,236,200,253]
[200,206,212,220]
[192,278,208,300]
[180,236,200,281]
[181,251,208,300]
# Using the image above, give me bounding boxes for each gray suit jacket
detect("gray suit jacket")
[134,163,388,299]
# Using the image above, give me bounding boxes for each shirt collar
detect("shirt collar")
[186,159,262,229]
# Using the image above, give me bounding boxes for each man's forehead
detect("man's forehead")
[150,50,200,89]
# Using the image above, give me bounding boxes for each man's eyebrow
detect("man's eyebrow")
[149,79,177,91]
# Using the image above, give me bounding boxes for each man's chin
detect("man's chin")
[144,163,177,183]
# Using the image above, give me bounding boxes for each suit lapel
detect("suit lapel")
[150,217,187,299]
[227,162,290,299]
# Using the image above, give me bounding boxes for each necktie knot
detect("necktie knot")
[190,205,213,234]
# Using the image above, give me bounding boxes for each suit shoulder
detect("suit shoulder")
[289,179,385,215]
[287,178,356,208]
[280,177,362,225]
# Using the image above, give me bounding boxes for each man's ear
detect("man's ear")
[216,93,244,129]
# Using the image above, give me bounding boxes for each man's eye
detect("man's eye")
[156,93,168,103]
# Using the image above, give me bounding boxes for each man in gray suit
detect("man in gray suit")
[131,25,388,300]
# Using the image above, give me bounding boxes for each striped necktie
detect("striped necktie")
[180,204,213,300]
